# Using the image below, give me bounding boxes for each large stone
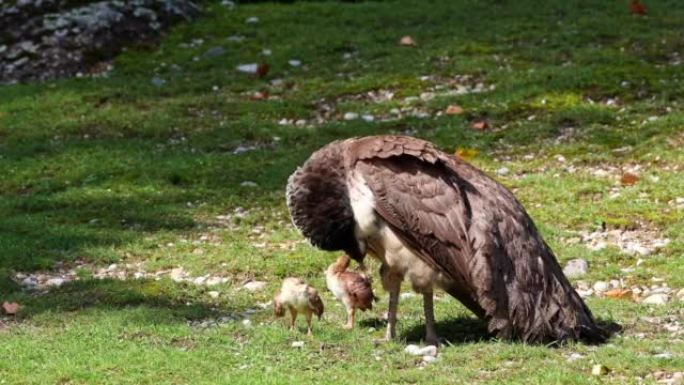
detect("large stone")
[563,259,588,278]
[0,0,200,83]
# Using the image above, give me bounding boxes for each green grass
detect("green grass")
[1,0,683,383]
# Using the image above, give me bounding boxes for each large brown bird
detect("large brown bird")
[286,135,607,345]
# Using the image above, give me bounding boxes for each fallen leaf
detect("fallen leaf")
[445,105,464,115]
[629,0,647,15]
[471,120,489,130]
[399,35,416,47]
[621,172,640,186]
[455,148,479,161]
[2,302,20,315]
[256,63,270,78]
[604,289,633,300]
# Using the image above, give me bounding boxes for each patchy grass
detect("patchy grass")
[1,0,683,384]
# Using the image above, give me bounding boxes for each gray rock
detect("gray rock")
[202,46,225,59]
[496,167,510,176]
[593,281,609,293]
[642,293,668,305]
[45,277,67,287]
[404,344,437,357]
[563,259,588,278]
[242,280,267,292]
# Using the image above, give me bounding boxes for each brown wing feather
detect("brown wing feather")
[348,135,605,343]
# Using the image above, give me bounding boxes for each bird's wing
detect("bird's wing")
[348,136,559,336]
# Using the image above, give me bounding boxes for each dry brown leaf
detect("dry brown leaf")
[399,36,416,47]
[629,0,647,15]
[604,289,633,300]
[471,120,489,131]
[621,172,640,186]
[256,63,270,78]
[445,105,464,115]
[455,148,479,161]
[2,302,20,315]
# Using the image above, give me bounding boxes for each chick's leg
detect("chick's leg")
[423,291,438,345]
[305,311,313,336]
[344,305,355,330]
[289,307,298,331]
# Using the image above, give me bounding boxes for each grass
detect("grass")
[1,0,683,383]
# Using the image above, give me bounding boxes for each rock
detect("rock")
[170,267,187,282]
[151,76,166,87]
[676,289,684,301]
[404,344,437,357]
[400,292,415,299]
[563,259,588,278]
[236,63,258,74]
[399,35,416,46]
[288,59,302,67]
[245,16,259,24]
[202,46,225,59]
[642,294,668,305]
[0,0,200,84]
[241,319,251,327]
[21,276,38,288]
[654,352,673,359]
[240,181,258,188]
[193,276,207,285]
[422,355,438,363]
[496,167,510,176]
[567,353,584,362]
[419,92,435,101]
[242,281,267,292]
[609,279,621,288]
[592,364,610,376]
[45,277,67,287]
[593,281,610,293]
[343,112,359,121]
[361,114,375,122]
[208,291,220,298]
[205,277,224,286]
[291,341,305,348]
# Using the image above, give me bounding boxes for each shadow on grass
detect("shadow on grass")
[397,316,621,346]
[5,278,241,324]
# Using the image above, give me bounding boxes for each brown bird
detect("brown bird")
[273,277,324,335]
[326,254,378,329]
[286,135,608,345]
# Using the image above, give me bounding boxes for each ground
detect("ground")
[0,0,683,384]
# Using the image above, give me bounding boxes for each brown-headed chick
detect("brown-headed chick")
[273,277,324,335]
[326,254,378,329]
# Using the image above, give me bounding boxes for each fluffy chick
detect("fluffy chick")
[326,254,378,329]
[273,277,324,335]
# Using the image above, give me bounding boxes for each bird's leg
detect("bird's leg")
[289,307,298,331]
[385,286,399,341]
[305,311,313,336]
[344,306,355,330]
[423,291,439,346]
